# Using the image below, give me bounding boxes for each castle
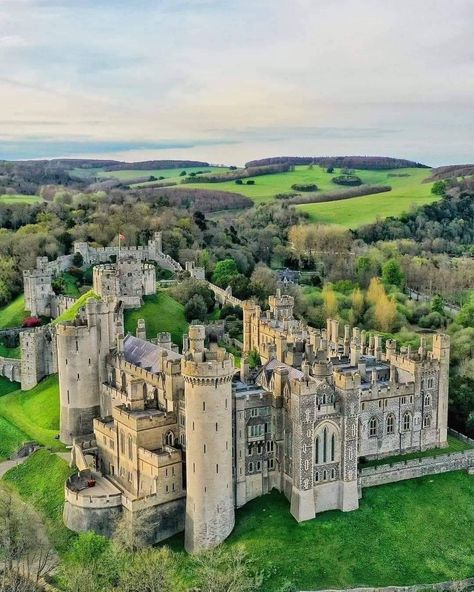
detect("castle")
[5,234,450,553]
[61,290,449,553]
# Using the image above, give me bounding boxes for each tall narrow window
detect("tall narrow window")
[386,415,394,435]
[331,434,335,462]
[315,436,320,464]
[323,427,328,463]
[403,412,411,431]
[369,417,377,437]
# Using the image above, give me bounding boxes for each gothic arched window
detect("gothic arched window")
[403,412,412,431]
[423,415,431,428]
[424,393,431,406]
[369,417,378,437]
[164,430,175,447]
[386,414,395,435]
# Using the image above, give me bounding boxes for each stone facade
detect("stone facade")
[61,288,450,553]
[93,257,156,309]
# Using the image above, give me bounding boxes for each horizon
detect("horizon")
[1,0,473,166]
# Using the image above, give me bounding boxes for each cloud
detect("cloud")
[0,0,473,164]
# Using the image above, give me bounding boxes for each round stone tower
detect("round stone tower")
[58,298,119,444]
[182,325,235,553]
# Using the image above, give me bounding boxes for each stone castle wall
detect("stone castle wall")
[359,449,474,488]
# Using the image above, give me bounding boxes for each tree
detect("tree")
[185,294,208,322]
[72,251,84,267]
[367,277,385,305]
[117,548,176,592]
[374,293,398,332]
[247,349,261,369]
[431,180,447,195]
[212,259,239,288]
[322,284,338,319]
[249,265,278,303]
[382,259,405,288]
[193,544,259,592]
[431,294,444,314]
[457,292,474,328]
[350,288,365,324]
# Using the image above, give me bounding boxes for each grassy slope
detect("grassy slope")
[0,294,28,328]
[170,472,474,591]
[0,375,64,459]
[52,289,100,325]
[124,290,188,346]
[2,449,75,553]
[296,168,437,228]
[0,194,40,204]
[61,272,81,297]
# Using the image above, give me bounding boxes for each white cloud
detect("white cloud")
[0,0,472,164]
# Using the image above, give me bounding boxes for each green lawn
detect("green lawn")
[0,194,40,204]
[0,375,64,459]
[124,290,188,346]
[0,341,20,358]
[169,472,474,591]
[61,272,81,297]
[296,168,437,228]
[2,449,75,553]
[0,294,28,328]
[360,434,472,468]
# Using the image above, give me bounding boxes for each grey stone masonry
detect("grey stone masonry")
[359,449,474,488]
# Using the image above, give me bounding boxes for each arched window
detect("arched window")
[121,372,127,392]
[315,423,338,465]
[369,417,378,437]
[331,468,336,479]
[386,415,395,435]
[424,394,431,406]
[164,431,175,447]
[423,415,431,428]
[403,412,411,431]
[323,428,328,463]
[315,471,319,482]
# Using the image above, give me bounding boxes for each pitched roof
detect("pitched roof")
[123,334,182,373]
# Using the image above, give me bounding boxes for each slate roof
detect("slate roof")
[123,334,182,374]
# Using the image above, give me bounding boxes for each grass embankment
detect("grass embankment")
[2,449,75,553]
[169,472,474,591]
[0,294,28,328]
[124,290,188,345]
[0,375,64,460]
[52,289,100,325]
[360,434,472,468]
[61,272,82,297]
[0,194,40,204]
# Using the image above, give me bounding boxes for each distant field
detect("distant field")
[0,375,64,460]
[296,168,437,228]
[0,194,40,204]
[124,290,188,345]
[92,166,231,186]
[0,294,28,328]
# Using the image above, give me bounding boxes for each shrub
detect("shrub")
[332,174,362,186]
[235,179,243,185]
[184,294,208,322]
[291,183,318,192]
[246,180,255,185]
[22,316,41,328]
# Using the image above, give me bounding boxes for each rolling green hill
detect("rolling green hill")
[0,194,40,204]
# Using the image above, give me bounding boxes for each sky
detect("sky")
[0,0,473,166]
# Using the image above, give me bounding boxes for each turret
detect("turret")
[182,326,235,553]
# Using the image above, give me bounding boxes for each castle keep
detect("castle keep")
[61,288,450,553]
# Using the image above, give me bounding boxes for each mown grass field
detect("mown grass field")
[0,294,29,328]
[124,290,188,345]
[0,375,64,460]
[169,472,474,591]
[0,194,40,204]
[2,449,75,553]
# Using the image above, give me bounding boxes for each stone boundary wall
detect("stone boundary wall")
[359,450,474,488]
[448,427,474,447]
[309,576,474,592]
[207,281,243,307]
[0,356,21,382]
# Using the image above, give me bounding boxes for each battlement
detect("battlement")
[182,355,234,380]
